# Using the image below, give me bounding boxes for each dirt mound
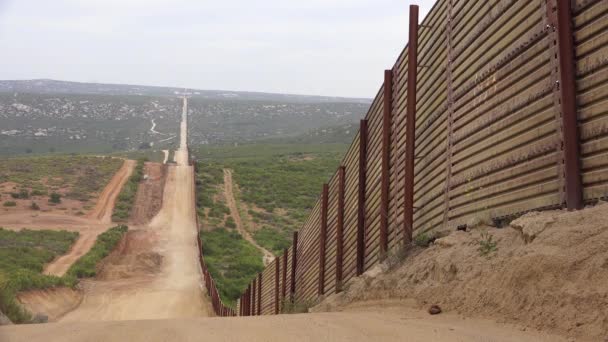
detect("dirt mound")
[130,162,166,225]
[16,287,82,322]
[97,229,163,280]
[313,203,608,341]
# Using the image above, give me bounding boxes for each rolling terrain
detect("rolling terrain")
[0,79,369,156]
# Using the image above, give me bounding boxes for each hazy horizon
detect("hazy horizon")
[0,0,434,98]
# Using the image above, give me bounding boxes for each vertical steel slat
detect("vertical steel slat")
[381,69,393,256]
[336,166,345,292]
[357,119,368,275]
[556,0,583,210]
[275,257,280,314]
[252,278,256,316]
[319,184,329,295]
[290,231,298,301]
[257,273,262,316]
[405,5,419,242]
[282,248,287,303]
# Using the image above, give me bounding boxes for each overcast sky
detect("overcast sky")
[0,0,434,98]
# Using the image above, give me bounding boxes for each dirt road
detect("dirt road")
[53,96,210,321]
[87,160,136,223]
[223,169,274,265]
[36,160,135,276]
[0,304,566,342]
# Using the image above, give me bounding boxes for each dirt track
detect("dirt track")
[52,96,210,321]
[223,169,275,265]
[0,212,114,277]
[87,160,136,223]
[0,304,566,342]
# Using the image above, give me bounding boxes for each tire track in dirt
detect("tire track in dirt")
[223,169,274,266]
[87,160,136,223]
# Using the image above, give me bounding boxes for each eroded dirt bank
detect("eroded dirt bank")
[312,203,608,341]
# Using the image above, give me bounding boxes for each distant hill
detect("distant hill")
[0,79,371,104]
[0,80,370,156]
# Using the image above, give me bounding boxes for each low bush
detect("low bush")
[201,228,264,307]
[253,227,291,255]
[3,201,16,207]
[49,193,61,204]
[66,225,128,278]
[30,202,40,211]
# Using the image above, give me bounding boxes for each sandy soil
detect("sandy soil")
[313,203,608,341]
[0,182,89,216]
[223,169,275,265]
[17,288,82,322]
[54,96,210,322]
[87,160,135,223]
[130,162,166,225]
[0,305,567,342]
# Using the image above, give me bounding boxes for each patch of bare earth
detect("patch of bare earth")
[16,288,82,322]
[129,162,166,225]
[312,203,608,341]
[0,181,89,216]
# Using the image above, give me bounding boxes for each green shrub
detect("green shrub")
[67,225,128,278]
[478,231,498,257]
[225,217,236,229]
[3,201,16,207]
[49,193,61,204]
[0,228,79,323]
[30,202,40,211]
[414,232,435,248]
[201,228,264,307]
[253,227,290,255]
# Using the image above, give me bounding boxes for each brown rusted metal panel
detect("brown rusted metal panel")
[405,5,419,243]
[336,166,345,292]
[290,231,298,301]
[357,119,368,275]
[319,184,329,295]
[556,0,583,210]
[257,273,262,316]
[381,69,393,256]
[282,248,287,302]
[247,285,251,316]
[275,256,280,314]
[251,279,256,316]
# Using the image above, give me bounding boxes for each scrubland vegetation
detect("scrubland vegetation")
[0,228,79,323]
[0,225,127,323]
[200,229,263,307]
[194,143,344,253]
[67,225,128,278]
[0,155,123,204]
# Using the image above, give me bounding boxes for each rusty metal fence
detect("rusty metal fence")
[208,0,608,317]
